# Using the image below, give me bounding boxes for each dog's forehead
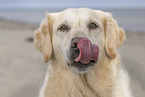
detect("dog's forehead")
[54,8,100,21]
[62,8,96,15]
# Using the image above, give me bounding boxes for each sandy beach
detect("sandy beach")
[0,18,145,97]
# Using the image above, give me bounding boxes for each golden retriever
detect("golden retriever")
[34,8,133,97]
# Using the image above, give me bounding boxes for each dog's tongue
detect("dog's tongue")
[74,38,99,64]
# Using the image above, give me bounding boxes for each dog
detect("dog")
[34,8,133,97]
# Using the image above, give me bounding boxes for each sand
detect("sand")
[0,20,145,97]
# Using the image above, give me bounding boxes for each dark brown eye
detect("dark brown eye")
[58,25,69,31]
[88,23,99,29]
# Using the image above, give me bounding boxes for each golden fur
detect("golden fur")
[34,8,133,97]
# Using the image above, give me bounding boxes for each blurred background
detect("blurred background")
[0,0,145,97]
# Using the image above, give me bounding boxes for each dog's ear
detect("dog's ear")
[103,13,126,59]
[34,14,53,63]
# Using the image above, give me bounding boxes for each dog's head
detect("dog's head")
[34,8,125,73]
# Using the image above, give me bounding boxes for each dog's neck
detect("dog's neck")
[42,56,120,97]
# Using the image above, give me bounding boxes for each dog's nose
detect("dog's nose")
[71,37,82,48]
[70,37,82,61]
[70,37,99,64]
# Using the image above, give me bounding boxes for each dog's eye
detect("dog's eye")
[58,25,69,31]
[88,23,99,30]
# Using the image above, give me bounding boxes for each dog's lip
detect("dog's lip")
[67,60,97,71]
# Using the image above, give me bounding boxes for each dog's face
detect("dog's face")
[34,8,125,73]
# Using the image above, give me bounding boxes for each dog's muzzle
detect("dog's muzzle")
[68,37,99,72]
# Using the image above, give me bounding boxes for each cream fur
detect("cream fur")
[34,8,133,97]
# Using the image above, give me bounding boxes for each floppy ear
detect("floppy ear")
[104,13,126,59]
[34,14,52,63]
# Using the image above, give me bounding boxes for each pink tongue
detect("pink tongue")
[74,38,99,64]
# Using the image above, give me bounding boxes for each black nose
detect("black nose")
[70,37,82,60]
[71,37,82,48]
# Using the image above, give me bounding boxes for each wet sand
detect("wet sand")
[0,20,145,97]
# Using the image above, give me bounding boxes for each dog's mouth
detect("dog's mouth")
[67,37,99,73]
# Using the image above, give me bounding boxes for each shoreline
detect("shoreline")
[0,9,145,31]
